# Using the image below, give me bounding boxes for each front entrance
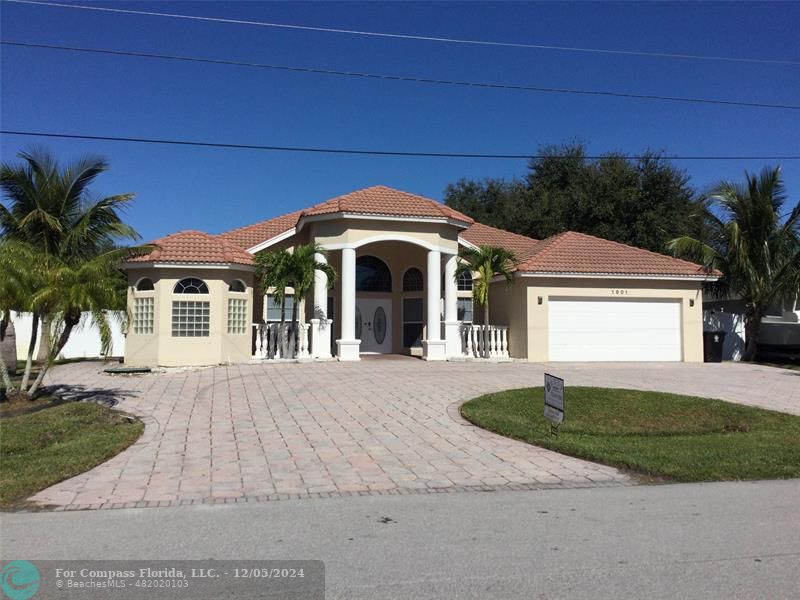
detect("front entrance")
[356,298,392,353]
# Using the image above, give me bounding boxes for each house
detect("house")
[121,186,716,366]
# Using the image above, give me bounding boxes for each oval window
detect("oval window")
[373,307,387,345]
[355,307,362,340]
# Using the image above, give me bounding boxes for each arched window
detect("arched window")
[356,256,392,292]
[228,279,246,293]
[402,268,424,292]
[135,278,154,291]
[457,271,473,291]
[174,278,209,294]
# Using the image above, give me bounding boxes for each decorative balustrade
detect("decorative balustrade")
[252,322,310,360]
[460,324,509,359]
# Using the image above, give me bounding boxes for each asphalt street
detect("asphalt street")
[2,480,799,599]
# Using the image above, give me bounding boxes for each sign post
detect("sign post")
[544,373,564,435]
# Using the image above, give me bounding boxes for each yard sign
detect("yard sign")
[544,373,565,425]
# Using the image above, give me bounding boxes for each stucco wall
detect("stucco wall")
[496,277,704,362]
[125,266,254,367]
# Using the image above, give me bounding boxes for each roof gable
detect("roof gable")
[517,231,714,277]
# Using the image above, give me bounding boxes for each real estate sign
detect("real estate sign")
[544,373,564,424]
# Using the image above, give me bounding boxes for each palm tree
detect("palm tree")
[455,245,517,327]
[285,243,337,350]
[254,249,294,355]
[1,147,139,363]
[254,244,337,357]
[0,241,131,397]
[668,166,800,361]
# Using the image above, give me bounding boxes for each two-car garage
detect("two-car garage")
[547,298,683,362]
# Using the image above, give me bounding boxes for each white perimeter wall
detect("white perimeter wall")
[10,311,126,360]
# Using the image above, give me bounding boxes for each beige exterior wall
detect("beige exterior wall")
[125,266,254,367]
[498,276,704,362]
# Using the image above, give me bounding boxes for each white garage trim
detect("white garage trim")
[548,298,682,362]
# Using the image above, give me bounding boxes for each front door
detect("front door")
[356,298,392,353]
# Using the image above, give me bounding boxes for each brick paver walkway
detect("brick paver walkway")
[30,360,798,510]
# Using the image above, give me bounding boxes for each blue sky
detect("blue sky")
[1,1,798,242]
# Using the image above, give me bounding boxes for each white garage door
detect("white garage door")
[548,299,682,362]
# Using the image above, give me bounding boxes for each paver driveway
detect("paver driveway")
[31,360,798,510]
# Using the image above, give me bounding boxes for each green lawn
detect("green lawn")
[461,387,800,482]
[0,402,143,507]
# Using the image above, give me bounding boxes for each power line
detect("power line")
[7,0,800,66]
[3,130,798,161]
[4,40,797,111]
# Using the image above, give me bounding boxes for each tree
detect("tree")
[455,245,517,329]
[254,248,294,353]
[1,148,139,364]
[254,244,337,357]
[284,243,336,333]
[668,166,800,361]
[444,143,701,252]
[0,241,131,397]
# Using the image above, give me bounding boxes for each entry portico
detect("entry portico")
[308,217,464,361]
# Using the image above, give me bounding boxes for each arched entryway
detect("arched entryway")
[355,255,392,353]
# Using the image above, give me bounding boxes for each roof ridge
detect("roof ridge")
[218,209,303,237]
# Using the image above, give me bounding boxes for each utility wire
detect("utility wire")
[4,40,798,111]
[7,0,800,66]
[2,130,798,161]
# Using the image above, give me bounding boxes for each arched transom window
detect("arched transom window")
[457,271,473,291]
[135,277,154,291]
[228,279,246,293]
[402,268,424,292]
[356,256,392,292]
[174,277,209,294]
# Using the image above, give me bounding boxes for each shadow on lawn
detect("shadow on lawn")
[1,384,139,419]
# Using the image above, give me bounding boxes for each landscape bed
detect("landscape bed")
[460,387,800,482]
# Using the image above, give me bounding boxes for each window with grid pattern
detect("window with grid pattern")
[171,300,210,337]
[227,298,248,334]
[133,297,154,334]
[458,271,473,291]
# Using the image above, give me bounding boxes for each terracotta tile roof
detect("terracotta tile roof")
[303,185,474,224]
[516,231,715,277]
[217,209,303,251]
[459,223,539,261]
[128,230,254,266]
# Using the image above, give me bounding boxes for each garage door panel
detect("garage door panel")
[548,299,681,362]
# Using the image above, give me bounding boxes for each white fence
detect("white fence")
[10,311,126,360]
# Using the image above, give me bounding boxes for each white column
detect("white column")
[443,253,461,358]
[422,249,446,360]
[310,252,332,359]
[336,247,360,361]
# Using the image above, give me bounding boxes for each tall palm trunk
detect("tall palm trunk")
[742,304,763,362]
[36,314,51,363]
[27,312,77,397]
[0,316,14,392]
[483,303,490,358]
[279,297,288,357]
[20,313,39,391]
[290,296,299,358]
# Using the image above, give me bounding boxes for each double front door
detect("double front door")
[356,298,391,353]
